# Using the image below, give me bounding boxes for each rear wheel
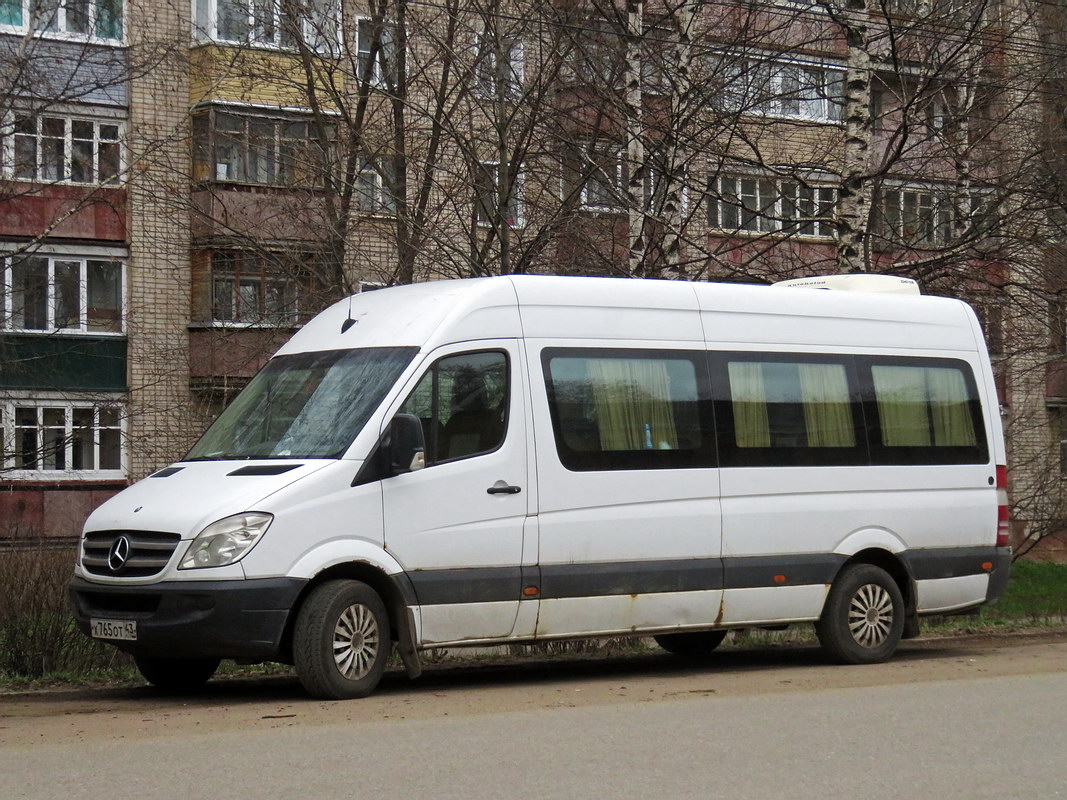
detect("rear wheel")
[816,564,904,665]
[135,656,220,691]
[293,580,392,700]
[654,629,728,659]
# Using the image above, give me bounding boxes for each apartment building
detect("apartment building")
[1,0,1062,554]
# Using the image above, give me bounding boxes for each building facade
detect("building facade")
[2,0,1064,555]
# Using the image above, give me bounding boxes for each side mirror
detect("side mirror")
[385,413,426,476]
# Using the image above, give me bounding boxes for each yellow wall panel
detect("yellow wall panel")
[189,45,342,110]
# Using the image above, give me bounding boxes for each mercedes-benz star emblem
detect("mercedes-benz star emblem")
[108,535,131,572]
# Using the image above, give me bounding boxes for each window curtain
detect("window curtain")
[728,362,771,447]
[798,364,855,447]
[872,365,931,446]
[927,368,977,446]
[588,359,679,450]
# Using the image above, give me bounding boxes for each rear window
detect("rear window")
[866,360,987,464]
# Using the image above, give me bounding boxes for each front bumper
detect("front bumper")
[69,576,308,660]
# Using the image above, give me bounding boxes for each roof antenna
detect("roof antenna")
[340,292,357,334]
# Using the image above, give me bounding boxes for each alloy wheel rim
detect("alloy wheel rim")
[847,583,894,648]
[333,603,380,680]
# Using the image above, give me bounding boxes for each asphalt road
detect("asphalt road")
[3,632,1066,799]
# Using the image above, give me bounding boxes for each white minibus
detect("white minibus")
[70,276,1011,699]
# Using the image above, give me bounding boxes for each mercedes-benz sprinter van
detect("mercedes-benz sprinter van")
[70,276,1011,699]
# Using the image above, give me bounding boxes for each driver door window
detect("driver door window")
[399,350,509,465]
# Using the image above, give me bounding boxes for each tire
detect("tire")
[293,580,392,700]
[816,564,904,665]
[654,629,728,659]
[135,656,220,691]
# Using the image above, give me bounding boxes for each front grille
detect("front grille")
[82,530,182,578]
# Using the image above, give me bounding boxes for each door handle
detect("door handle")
[487,482,522,495]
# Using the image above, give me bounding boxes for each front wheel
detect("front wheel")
[816,564,904,665]
[654,629,728,659]
[135,656,220,691]
[293,580,392,700]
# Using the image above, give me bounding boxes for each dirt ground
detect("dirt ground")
[3,627,1066,749]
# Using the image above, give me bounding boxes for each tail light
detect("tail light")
[996,465,1011,548]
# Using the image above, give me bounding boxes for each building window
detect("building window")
[884,0,967,17]
[562,19,624,86]
[877,187,953,247]
[570,144,624,211]
[972,300,1003,357]
[642,157,688,214]
[192,109,332,187]
[357,18,398,87]
[475,31,524,97]
[474,161,522,227]
[1057,409,1067,477]
[356,157,398,214]
[194,0,337,49]
[709,176,836,237]
[1,399,124,477]
[0,0,122,40]
[209,250,315,326]
[714,56,844,123]
[4,115,121,184]
[2,254,123,333]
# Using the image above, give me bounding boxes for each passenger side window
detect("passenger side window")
[866,360,987,464]
[398,351,508,465]
[543,348,715,471]
[715,354,865,467]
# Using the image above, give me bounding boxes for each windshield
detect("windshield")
[185,347,418,461]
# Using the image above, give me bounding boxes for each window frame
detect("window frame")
[0,396,126,480]
[541,347,717,473]
[474,29,524,99]
[714,55,845,124]
[397,348,511,468]
[712,351,868,468]
[193,0,340,51]
[3,113,124,186]
[356,16,399,89]
[474,160,523,228]
[877,186,954,248]
[859,355,989,466]
[709,174,837,238]
[193,107,334,188]
[207,249,313,327]
[0,0,123,42]
[1,252,125,334]
[356,156,398,215]
[578,145,625,212]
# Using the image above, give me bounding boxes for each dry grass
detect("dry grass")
[0,545,131,679]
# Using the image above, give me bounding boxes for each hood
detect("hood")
[83,459,337,539]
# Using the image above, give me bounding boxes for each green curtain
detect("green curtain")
[928,367,977,446]
[872,366,931,446]
[798,363,855,447]
[588,358,679,451]
[728,362,771,447]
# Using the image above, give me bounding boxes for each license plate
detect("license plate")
[90,618,137,641]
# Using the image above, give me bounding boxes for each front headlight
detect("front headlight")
[179,512,273,570]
